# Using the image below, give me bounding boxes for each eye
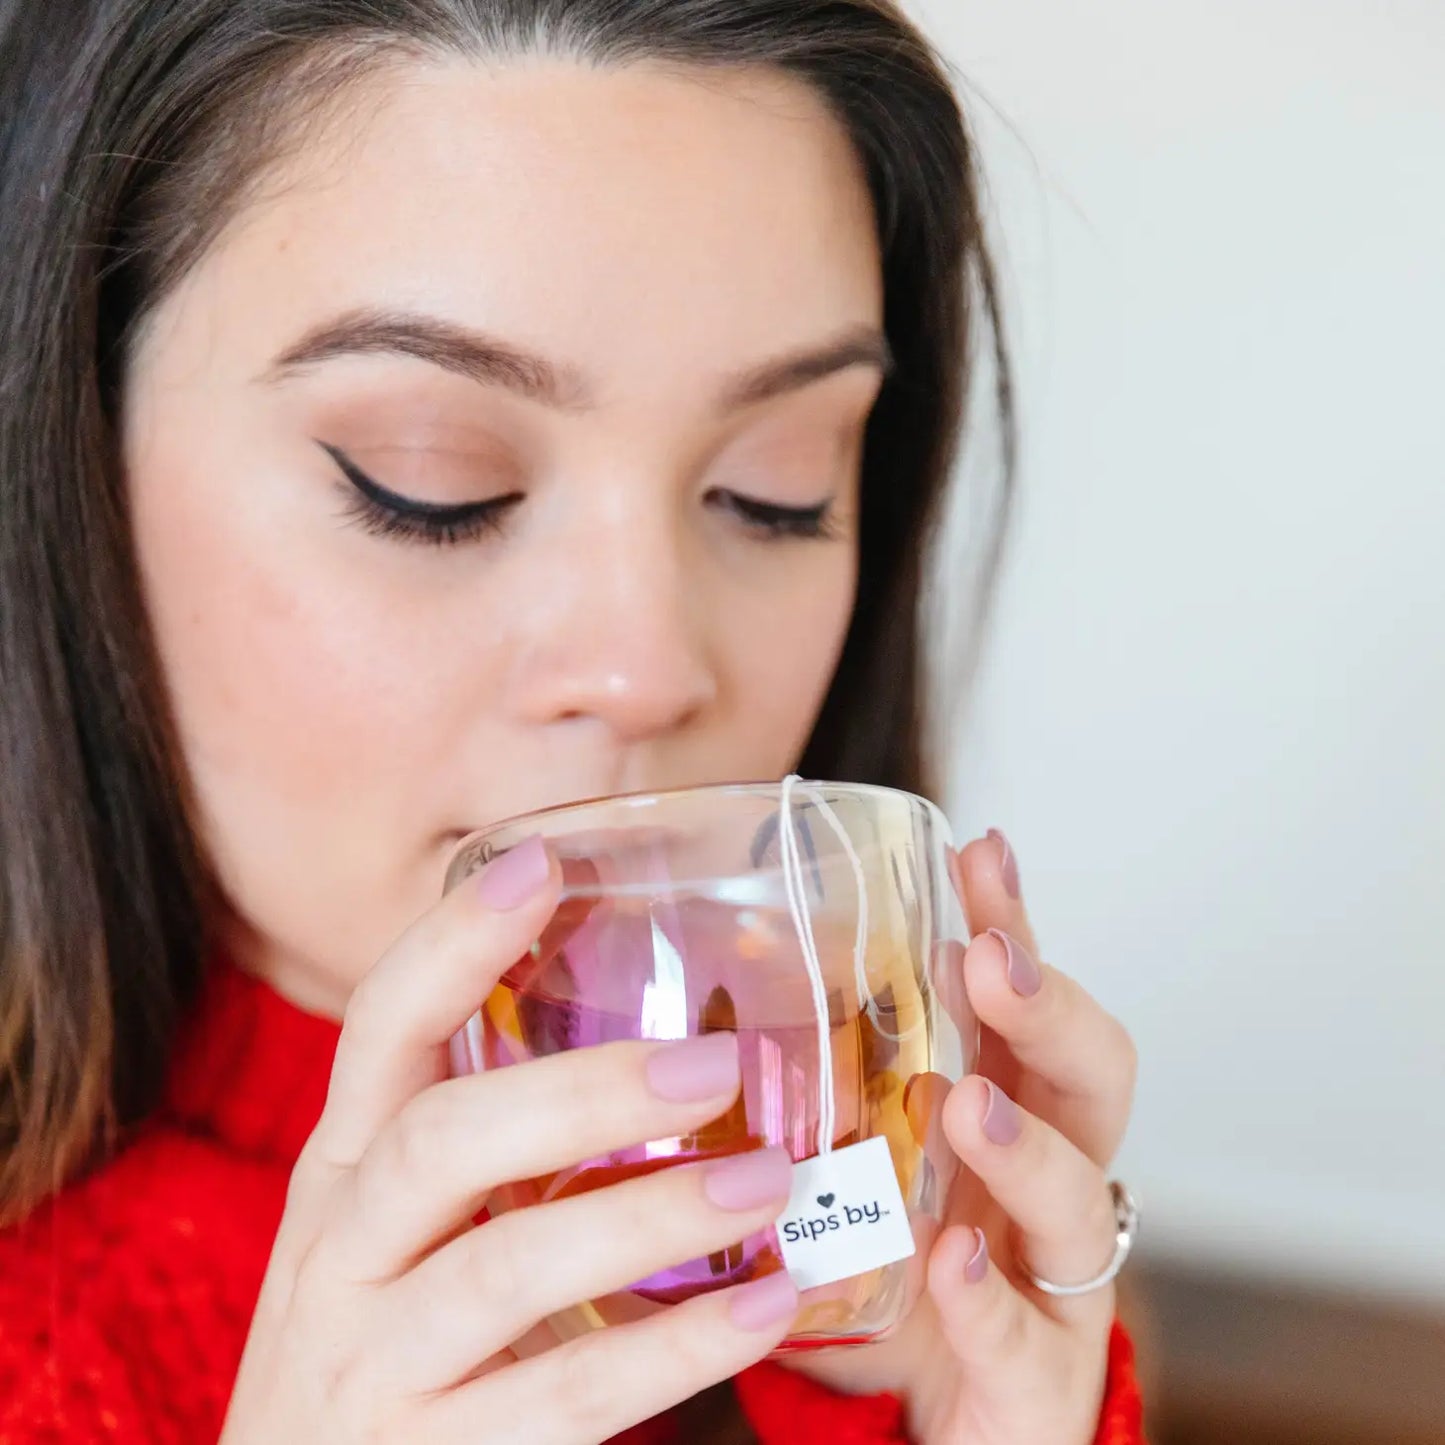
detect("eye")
[321,442,522,547]
[709,489,838,541]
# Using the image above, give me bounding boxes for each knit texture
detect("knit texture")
[0,963,1143,1442]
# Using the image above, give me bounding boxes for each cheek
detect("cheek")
[722,553,856,764]
[135,479,391,803]
[126,440,470,954]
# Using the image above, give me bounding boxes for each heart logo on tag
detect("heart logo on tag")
[816,1193,835,1208]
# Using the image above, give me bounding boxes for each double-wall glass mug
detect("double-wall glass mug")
[446,778,976,1353]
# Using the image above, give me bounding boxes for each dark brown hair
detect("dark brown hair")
[0,0,1011,1243]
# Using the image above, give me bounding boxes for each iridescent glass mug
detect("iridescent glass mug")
[446,779,976,1352]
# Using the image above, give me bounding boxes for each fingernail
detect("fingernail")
[703,1146,793,1212]
[981,1080,1022,1146]
[473,835,551,910]
[987,828,1020,899]
[987,928,1041,998]
[964,1228,989,1284]
[645,1032,740,1103]
[728,1272,800,1332]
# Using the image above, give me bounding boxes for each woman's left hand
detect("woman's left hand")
[784,829,1139,1445]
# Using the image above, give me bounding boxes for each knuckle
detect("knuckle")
[464,1219,526,1318]
[318,1347,355,1415]
[289,1231,344,1317]
[1013,1106,1051,1173]
[1111,1024,1140,1100]
[329,1366,392,1444]
[287,1138,340,1211]
[554,1339,627,1429]
[1083,1013,1139,1116]
[619,1176,674,1243]
[340,965,388,1042]
[1040,966,1083,1035]
[979,1282,1029,1355]
[665,1313,722,1386]
[386,1090,457,1182]
[998,1302,1030,1357]
[283,1271,378,1426]
[1082,1175,1118,1248]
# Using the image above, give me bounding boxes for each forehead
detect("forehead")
[150,57,883,392]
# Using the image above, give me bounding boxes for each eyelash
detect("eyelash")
[324,444,518,547]
[322,443,837,548]
[710,491,836,541]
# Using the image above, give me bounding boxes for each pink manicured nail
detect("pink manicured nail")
[728,1272,800,1332]
[987,928,1041,998]
[645,1032,740,1103]
[473,835,550,910]
[987,828,1021,899]
[981,1080,1023,1146]
[703,1147,793,1212]
[964,1228,989,1284]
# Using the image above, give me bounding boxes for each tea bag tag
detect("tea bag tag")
[775,1136,916,1289]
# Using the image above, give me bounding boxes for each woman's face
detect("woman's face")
[123,58,884,1013]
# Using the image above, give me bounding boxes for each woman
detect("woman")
[0,1,1143,1441]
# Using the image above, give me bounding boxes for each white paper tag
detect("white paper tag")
[775,1136,915,1290]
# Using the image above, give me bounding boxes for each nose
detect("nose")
[505,512,718,746]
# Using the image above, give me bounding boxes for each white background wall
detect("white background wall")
[916,1,1445,1301]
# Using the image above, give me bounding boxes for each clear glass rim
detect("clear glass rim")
[448,778,952,899]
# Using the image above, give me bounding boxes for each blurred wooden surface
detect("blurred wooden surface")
[1128,1259,1445,1445]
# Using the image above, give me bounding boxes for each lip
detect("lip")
[442,798,597,847]
[442,794,602,846]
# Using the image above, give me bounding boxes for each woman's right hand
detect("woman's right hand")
[220,836,799,1445]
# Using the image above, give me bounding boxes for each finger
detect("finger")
[927,1225,1043,1378]
[942,1076,1117,1324]
[963,930,1137,1163]
[422,1272,800,1445]
[950,831,1038,957]
[929,1227,1114,1443]
[379,1146,795,1390]
[308,835,562,1170]
[330,1032,746,1277]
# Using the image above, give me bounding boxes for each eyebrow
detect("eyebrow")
[262,308,892,411]
[265,310,588,408]
[721,327,893,408]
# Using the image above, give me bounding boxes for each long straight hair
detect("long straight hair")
[0,0,1012,1233]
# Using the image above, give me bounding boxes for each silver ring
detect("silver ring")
[1024,1180,1140,1298]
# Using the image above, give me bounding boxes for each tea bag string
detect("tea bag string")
[778,774,883,1158]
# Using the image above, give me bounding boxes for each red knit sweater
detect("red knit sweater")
[0,964,1144,1442]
